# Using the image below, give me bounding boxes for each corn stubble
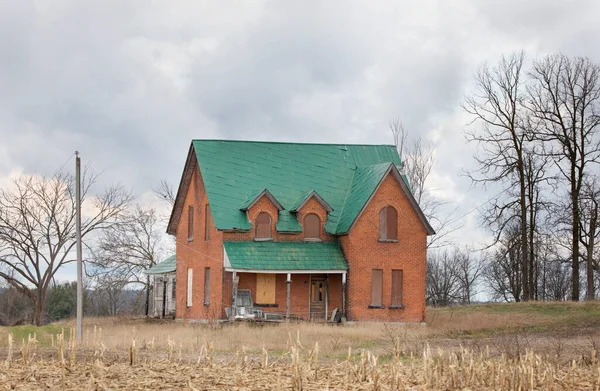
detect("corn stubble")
[0,330,598,390]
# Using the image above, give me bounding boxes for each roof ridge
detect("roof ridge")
[192,139,396,147]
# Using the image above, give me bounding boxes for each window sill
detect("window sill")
[303,238,322,242]
[368,305,385,309]
[255,303,278,308]
[254,238,273,242]
[388,305,405,309]
[378,239,399,243]
[203,302,210,307]
[187,238,194,242]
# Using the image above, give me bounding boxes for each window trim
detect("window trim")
[255,212,273,240]
[186,268,193,307]
[203,267,210,306]
[303,213,321,241]
[187,205,194,241]
[391,269,403,307]
[379,206,398,241]
[205,204,211,241]
[370,269,383,307]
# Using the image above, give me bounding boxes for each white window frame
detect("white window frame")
[187,268,193,307]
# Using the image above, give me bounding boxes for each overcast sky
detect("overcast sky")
[2,0,600,281]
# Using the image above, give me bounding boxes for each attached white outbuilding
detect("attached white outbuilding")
[144,255,176,318]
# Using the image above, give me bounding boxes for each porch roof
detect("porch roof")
[144,255,176,275]
[223,241,348,271]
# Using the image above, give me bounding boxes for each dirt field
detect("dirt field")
[0,301,599,390]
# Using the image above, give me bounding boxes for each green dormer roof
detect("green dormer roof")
[167,140,434,236]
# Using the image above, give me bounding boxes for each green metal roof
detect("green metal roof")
[224,241,348,271]
[336,163,392,233]
[144,255,176,275]
[192,140,404,234]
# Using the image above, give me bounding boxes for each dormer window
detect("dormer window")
[255,212,272,240]
[379,206,398,241]
[304,213,321,241]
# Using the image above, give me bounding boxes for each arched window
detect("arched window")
[255,212,272,240]
[379,206,398,240]
[304,213,321,240]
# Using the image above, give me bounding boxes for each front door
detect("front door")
[310,275,326,321]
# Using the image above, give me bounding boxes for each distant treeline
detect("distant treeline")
[0,282,147,326]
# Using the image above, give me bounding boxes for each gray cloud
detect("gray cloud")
[1,0,599,251]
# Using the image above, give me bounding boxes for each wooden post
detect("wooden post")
[75,151,83,341]
[324,274,329,321]
[162,279,167,318]
[286,273,291,321]
[341,272,347,321]
[231,271,238,320]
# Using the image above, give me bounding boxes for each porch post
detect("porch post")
[286,273,291,321]
[342,272,347,321]
[231,271,238,320]
[325,274,329,321]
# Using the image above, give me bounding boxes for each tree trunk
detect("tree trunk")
[34,293,44,326]
[572,179,581,301]
[145,275,150,317]
[520,176,530,301]
[586,200,597,300]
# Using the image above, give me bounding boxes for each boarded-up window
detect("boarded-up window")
[255,212,272,239]
[256,273,276,304]
[204,268,210,305]
[172,278,176,300]
[370,269,383,306]
[205,204,211,241]
[379,206,398,240]
[304,214,321,239]
[188,206,194,241]
[187,268,193,307]
[391,270,403,306]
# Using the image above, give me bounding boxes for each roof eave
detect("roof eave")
[290,190,333,213]
[167,143,197,236]
[240,189,285,211]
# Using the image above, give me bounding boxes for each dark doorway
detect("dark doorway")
[310,275,326,321]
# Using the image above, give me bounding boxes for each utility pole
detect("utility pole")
[76,151,83,341]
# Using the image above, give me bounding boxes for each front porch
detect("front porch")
[223,241,348,321]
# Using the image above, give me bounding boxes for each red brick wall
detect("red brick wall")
[340,172,427,322]
[175,166,225,320]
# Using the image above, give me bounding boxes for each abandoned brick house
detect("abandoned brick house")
[166,140,434,322]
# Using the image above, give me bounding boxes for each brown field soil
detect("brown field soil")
[0,301,599,390]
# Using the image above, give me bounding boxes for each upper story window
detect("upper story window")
[255,212,272,240]
[304,213,321,240]
[187,205,194,241]
[205,204,211,241]
[379,206,398,241]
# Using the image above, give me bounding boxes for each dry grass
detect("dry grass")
[1,302,600,389]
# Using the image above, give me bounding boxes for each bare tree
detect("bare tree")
[483,222,524,302]
[0,169,131,325]
[153,180,176,206]
[390,118,461,248]
[426,250,461,306]
[454,247,485,304]
[89,204,172,316]
[526,54,600,300]
[578,177,600,300]
[463,52,535,300]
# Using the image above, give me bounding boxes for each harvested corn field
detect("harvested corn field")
[2,302,600,389]
[0,338,599,390]
[0,328,600,390]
